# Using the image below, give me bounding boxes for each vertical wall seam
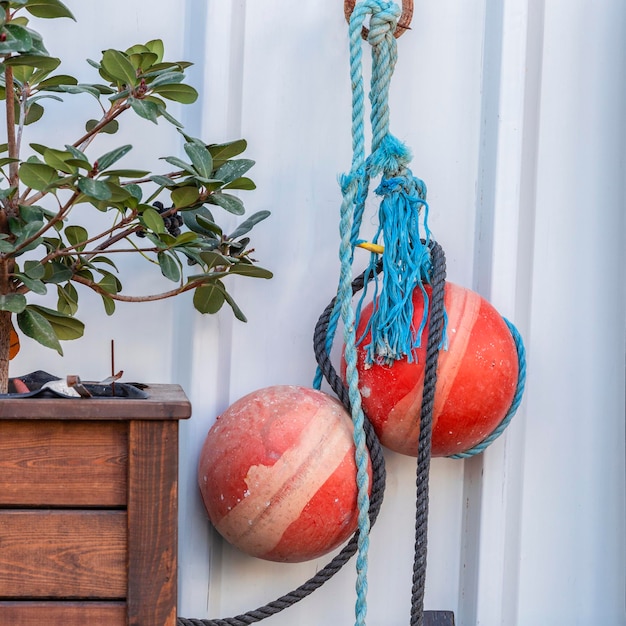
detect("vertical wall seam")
[458,0,504,623]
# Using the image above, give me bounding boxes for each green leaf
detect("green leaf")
[195,214,222,236]
[1,23,33,52]
[101,294,115,315]
[4,54,60,70]
[228,210,271,239]
[208,139,247,162]
[128,51,158,72]
[24,259,45,279]
[36,74,78,89]
[25,0,75,19]
[223,176,256,191]
[199,250,231,269]
[228,263,273,279]
[29,304,84,340]
[124,183,142,201]
[161,155,196,175]
[223,289,247,322]
[171,185,199,208]
[17,306,63,354]
[43,260,72,283]
[98,273,121,294]
[144,39,164,63]
[0,293,27,313]
[56,282,78,315]
[128,96,158,123]
[102,49,138,86]
[24,101,44,125]
[96,144,132,171]
[141,207,165,233]
[148,71,184,89]
[64,144,89,163]
[77,177,112,201]
[150,174,175,187]
[157,251,180,282]
[18,162,58,190]
[180,207,219,237]
[0,187,17,200]
[90,255,118,272]
[13,218,43,246]
[14,272,47,295]
[53,83,101,99]
[43,148,76,173]
[102,168,148,178]
[193,281,225,314]
[11,63,35,83]
[64,225,88,250]
[215,159,255,184]
[207,192,245,216]
[172,231,198,246]
[184,142,213,179]
[85,118,118,134]
[152,83,198,104]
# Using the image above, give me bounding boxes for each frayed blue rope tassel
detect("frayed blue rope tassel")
[357,135,433,365]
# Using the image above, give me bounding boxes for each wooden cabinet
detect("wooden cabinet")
[0,385,191,626]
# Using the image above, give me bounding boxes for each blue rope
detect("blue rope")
[313,2,408,624]
[448,319,526,459]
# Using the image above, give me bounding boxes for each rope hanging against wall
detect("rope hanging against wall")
[184,1,526,624]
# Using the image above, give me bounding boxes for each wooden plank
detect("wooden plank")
[0,510,127,598]
[0,601,126,625]
[424,611,456,625]
[0,421,127,507]
[0,384,191,420]
[127,420,179,626]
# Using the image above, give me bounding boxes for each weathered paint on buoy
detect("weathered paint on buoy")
[198,385,370,562]
[347,282,518,457]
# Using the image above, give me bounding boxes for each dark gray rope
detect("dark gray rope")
[179,241,445,626]
[410,241,446,626]
[178,262,388,626]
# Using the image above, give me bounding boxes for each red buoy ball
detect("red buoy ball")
[345,282,518,457]
[198,385,371,563]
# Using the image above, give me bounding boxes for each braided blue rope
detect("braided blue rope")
[314,3,407,624]
[448,319,526,459]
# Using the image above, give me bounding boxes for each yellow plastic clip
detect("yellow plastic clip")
[356,241,385,254]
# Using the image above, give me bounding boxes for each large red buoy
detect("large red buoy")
[345,282,518,457]
[198,385,371,562]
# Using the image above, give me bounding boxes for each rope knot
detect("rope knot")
[367,0,401,46]
[340,166,365,195]
[368,134,411,177]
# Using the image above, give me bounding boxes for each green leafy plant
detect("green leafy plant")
[0,0,272,392]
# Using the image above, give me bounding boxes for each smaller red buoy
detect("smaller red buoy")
[198,385,371,563]
[345,282,518,457]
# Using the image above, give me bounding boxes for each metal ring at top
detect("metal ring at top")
[344,0,413,39]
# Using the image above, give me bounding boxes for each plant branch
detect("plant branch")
[15,83,29,161]
[125,170,185,186]
[74,101,130,150]
[72,273,205,303]
[5,64,19,217]
[11,190,80,256]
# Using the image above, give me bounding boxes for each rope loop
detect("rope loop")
[344,0,414,39]
[367,0,401,45]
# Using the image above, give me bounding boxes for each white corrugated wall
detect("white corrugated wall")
[13,2,625,625]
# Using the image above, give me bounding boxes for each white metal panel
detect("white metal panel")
[515,1,626,623]
[7,1,625,625]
